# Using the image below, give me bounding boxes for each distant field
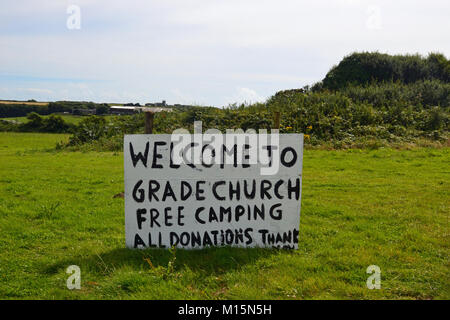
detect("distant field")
[0,132,448,299]
[0,100,48,106]
[1,114,116,125]
[1,115,83,125]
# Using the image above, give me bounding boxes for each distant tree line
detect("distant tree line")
[0,103,50,118]
[0,101,110,118]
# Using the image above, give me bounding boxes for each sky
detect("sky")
[0,0,449,107]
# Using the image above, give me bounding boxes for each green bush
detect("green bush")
[321,52,450,90]
[62,90,448,151]
[16,113,71,133]
[68,116,108,145]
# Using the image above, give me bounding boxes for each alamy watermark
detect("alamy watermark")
[66,265,81,290]
[366,265,381,289]
[366,5,382,30]
[67,5,81,30]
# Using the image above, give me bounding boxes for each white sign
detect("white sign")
[124,133,303,249]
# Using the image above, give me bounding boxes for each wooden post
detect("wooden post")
[144,111,154,134]
[273,111,280,130]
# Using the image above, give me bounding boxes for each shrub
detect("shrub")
[41,114,70,133]
[68,116,108,145]
[10,113,72,133]
[322,52,449,90]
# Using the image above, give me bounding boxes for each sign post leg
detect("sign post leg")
[145,111,154,134]
[274,111,281,130]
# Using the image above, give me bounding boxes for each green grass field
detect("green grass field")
[0,114,117,126]
[0,132,448,299]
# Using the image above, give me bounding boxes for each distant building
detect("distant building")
[145,100,167,107]
[144,100,195,109]
[141,107,173,113]
[109,106,173,115]
[110,106,141,115]
[124,103,141,106]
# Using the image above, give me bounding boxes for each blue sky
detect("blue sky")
[1,0,449,107]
